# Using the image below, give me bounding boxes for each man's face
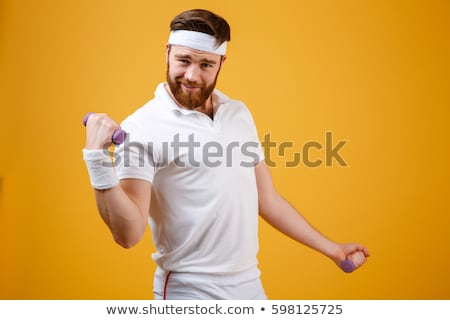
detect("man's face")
[166,45,224,109]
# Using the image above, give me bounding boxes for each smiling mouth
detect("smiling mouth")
[181,83,201,91]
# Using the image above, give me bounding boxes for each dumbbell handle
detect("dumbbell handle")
[83,112,126,145]
[340,259,356,273]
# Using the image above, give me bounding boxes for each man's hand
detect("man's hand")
[84,113,122,150]
[334,243,370,272]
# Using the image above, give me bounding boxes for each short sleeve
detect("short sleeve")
[114,127,157,184]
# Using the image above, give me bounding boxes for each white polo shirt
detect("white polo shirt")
[115,82,264,274]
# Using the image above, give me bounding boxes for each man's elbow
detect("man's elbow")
[258,191,280,218]
[113,234,141,249]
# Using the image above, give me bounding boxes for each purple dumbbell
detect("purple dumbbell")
[83,112,126,145]
[340,260,356,273]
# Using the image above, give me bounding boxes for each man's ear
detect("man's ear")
[222,55,227,64]
[166,44,170,64]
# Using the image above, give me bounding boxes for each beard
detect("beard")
[166,66,219,109]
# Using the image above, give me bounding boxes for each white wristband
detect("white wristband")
[82,148,119,190]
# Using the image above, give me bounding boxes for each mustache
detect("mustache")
[176,78,204,88]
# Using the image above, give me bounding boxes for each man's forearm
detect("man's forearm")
[259,193,341,261]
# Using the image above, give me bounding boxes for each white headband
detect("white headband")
[168,30,227,55]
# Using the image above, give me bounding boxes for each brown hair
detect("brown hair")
[170,9,231,47]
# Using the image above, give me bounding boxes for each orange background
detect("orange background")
[1,0,449,299]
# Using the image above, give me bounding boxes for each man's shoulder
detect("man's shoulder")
[122,99,162,126]
[214,88,250,111]
[122,83,171,124]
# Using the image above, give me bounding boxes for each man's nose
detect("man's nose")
[184,64,201,82]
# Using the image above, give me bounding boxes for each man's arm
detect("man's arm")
[84,113,151,249]
[94,179,151,248]
[255,161,369,271]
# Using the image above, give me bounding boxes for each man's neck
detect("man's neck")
[192,96,214,119]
